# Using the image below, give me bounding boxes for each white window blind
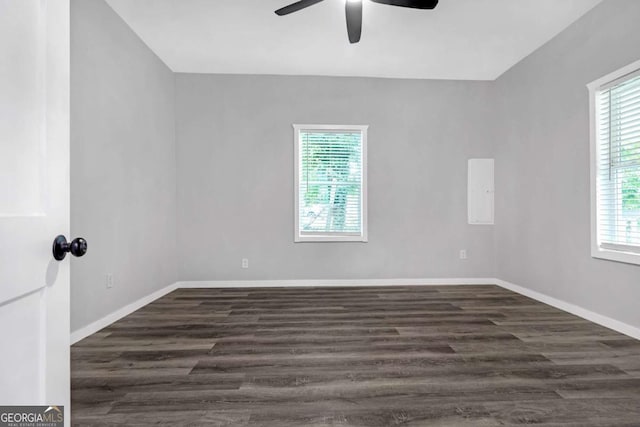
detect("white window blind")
[294,125,367,242]
[595,72,640,254]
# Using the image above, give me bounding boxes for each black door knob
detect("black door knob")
[52,235,88,261]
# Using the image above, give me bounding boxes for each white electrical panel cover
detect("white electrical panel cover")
[468,159,494,225]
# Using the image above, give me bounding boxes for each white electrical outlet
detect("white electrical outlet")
[106,273,114,288]
[459,250,467,260]
[241,258,249,269]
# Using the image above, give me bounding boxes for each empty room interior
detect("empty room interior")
[53,0,640,424]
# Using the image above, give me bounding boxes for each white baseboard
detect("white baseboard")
[69,278,490,344]
[70,282,178,344]
[176,278,495,288]
[70,277,640,345]
[495,279,640,341]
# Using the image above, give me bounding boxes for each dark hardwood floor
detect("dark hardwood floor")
[71,285,640,426]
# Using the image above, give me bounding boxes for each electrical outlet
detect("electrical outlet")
[459,250,467,260]
[106,273,114,288]
[241,258,249,269]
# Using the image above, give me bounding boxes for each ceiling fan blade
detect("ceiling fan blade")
[275,0,325,16]
[345,1,362,44]
[369,0,438,9]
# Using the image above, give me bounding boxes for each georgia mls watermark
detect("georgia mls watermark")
[0,406,63,427]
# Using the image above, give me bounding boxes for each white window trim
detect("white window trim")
[293,124,368,243]
[588,58,640,266]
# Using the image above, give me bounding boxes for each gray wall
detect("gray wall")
[70,0,640,335]
[176,74,496,281]
[71,0,177,332]
[494,0,640,328]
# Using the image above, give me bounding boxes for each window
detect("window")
[589,61,640,265]
[294,124,368,242]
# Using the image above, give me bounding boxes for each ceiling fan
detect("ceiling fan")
[275,0,439,44]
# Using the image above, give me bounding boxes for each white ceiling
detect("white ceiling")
[104,0,602,81]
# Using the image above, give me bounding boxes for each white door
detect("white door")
[0,0,71,424]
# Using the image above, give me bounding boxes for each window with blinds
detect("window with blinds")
[591,65,640,263]
[293,125,368,242]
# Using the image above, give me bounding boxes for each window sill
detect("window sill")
[295,235,368,243]
[592,247,640,266]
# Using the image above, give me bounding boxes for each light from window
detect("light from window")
[294,125,368,242]
[590,63,640,264]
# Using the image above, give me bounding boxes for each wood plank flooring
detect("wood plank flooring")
[71,285,640,426]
